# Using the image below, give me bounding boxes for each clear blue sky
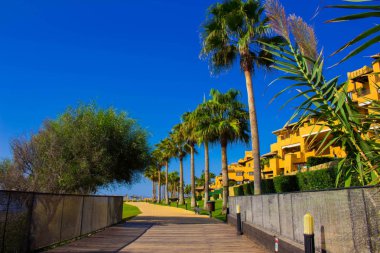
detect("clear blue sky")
[0,0,377,197]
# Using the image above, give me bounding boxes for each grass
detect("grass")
[153,198,226,222]
[122,203,142,220]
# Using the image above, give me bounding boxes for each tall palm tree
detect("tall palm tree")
[181,112,198,208]
[190,100,219,208]
[144,165,158,202]
[151,149,164,203]
[201,0,280,195]
[168,171,180,198]
[156,137,175,205]
[202,89,249,212]
[170,124,190,205]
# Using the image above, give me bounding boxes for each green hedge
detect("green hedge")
[232,166,362,196]
[274,175,299,193]
[213,193,219,200]
[306,156,335,167]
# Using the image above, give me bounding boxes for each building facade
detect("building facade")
[211,56,380,190]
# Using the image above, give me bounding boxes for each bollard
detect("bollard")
[236,205,242,235]
[274,237,279,253]
[304,213,315,253]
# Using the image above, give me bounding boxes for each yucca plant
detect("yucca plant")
[262,0,380,186]
[326,0,380,65]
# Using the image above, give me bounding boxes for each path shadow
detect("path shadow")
[47,222,152,253]
[130,215,221,225]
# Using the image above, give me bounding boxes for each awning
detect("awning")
[261,152,277,158]
[301,128,330,137]
[359,101,371,107]
[281,143,300,149]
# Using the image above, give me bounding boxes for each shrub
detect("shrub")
[306,156,335,167]
[296,168,336,191]
[274,175,299,193]
[242,183,252,196]
[261,179,275,194]
[196,195,202,201]
[212,193,219,200]
[233,185,244,196]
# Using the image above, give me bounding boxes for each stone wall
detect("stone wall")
[228,186,379,253]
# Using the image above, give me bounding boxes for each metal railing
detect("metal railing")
[0,190,123,252]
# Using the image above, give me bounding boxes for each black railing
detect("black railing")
[0,190,123,252]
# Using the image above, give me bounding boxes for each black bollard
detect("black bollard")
[304,213,315,253]
[185,203,188,210]
[236,205,242,235]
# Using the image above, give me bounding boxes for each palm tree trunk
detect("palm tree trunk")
[152,180,156,202]
[157,170,161,203]
[179,157,185,205]
[244,70,261,195]
[203,141,210,209]
[190,144,196,208]
[165,161,169,204]
[221,138,228,213]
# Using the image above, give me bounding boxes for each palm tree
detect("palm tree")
[201,0,281,195]
[144,165,158,202]
[170,124,190,205]
[190,102,219,208]
[202,89,249,212]
[168,171,180,198]
[156,137,175,205]
[181,112,198,208]
[151,149,164,203]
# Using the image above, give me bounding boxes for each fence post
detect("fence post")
[79,196,85,236]
[59,196,65,241]
[27,193,36,252]
[1,192,11,252]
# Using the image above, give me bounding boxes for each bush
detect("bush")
[306,156,335,167]
[242,183,252,196]
[296,168,336,191]
[212,193,219,200]
[245,179,275,195]
[233,185,244,196]
[274,175,299,193]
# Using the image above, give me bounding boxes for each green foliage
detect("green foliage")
[196,195,202,201]
[273,175,299,193]
[212,193,219,200]
[296,169,337,191]
[306,157,335,167]
[233,185,244,196]
[242,183,252,196]
[8,104,150,193]
[245,179,275,195]
[263,0,380,186]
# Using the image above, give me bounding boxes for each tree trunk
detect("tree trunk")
[152,180,156,202]
[165,161,169,204]
[157,169,161,203]
[190,144,196,208]
[221,138,228,213]
[203,141,210,209]
[244,70,261,195]
[179,157,185,205]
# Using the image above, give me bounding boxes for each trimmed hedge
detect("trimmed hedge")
[232,166,362,196]
[212,193,219,200]
[273,175,299,193]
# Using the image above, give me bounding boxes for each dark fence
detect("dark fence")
[0,190,123,252]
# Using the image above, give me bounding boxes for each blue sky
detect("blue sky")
[0,0,377,197]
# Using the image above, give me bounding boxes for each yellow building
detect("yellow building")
[211,55,379,189]
[262,55,380,177]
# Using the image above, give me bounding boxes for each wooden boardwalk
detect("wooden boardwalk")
[49,202,268,253]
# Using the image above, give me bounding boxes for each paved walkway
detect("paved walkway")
[49,202,268,253]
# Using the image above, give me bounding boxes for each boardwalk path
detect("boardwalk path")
[49,202,268,253]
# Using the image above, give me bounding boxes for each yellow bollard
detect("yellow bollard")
[304,213,315,253]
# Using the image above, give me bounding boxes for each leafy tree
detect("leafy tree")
[201,0,282,195]
[195,171,216,187]
[201,89,249,212]
[7,104,150,193]
[263,0,380,186]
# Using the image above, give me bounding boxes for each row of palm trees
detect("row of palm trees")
[145,89,249,212]
[144,168,180,202]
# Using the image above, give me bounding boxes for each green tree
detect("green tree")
[195,171,216,187]
[181,112,198,208]
[263,0,380,186]
[170,124,190,205]
[190,98,219,208]
[168,171,180,198]
[202,89,249,212]
[9,104,150,193]
[201,0,281,195]
[156,137,175,204]
[144,162,159,202]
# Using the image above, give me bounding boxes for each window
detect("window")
[248,172,254,176]
[236,172,243,176]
